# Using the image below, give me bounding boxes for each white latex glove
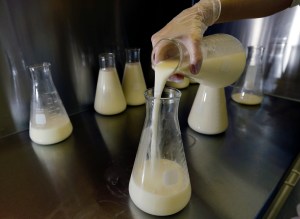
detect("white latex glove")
[151,0,221,81]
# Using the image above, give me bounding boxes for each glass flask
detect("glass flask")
[151,33,246,88]
[28,62,73,145]
[129,87,191,216]
[231,46,265,105]
[122,48,147,106]
[94,52,127,115]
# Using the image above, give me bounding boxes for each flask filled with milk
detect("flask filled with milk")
[129,87,191,216]
[122,48,147,106]
[94,52,127,115]
[28,62,73,145]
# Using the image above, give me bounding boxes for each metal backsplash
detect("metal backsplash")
[207,6,300,101]
[0,0,299,138]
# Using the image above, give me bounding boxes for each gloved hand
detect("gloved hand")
[151,0,221,81]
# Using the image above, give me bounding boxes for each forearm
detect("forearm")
[217,0,293,23]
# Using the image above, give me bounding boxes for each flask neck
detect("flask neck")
[28,62,56,92]
[247,46,264,65]
[99,53,116,69]
[126,48,141,63]
[144,87,181,120]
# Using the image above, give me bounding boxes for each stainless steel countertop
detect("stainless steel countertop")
[0,84,299,219]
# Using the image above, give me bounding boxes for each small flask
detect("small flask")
[231,46,265,105]
[129,87,191,216]
[94,52,127,115]
[122,48,147,106]
[188,85,228,134]
[28,62,73,145]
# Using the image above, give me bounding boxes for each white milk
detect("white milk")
[231,93,263,105]
[187,52,246,88]
[122,62,147,106]
[152,52,245,89]
[150,60,178,160]
[30,115,73,145]
[94,68,127,115]
[129,159,191,216]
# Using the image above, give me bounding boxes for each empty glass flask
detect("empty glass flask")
[122,48,147,106]
[231,46,265,105]
[129,87,191,216]
[29,62,73,145]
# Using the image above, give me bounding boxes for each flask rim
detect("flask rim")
[144,87,181,100]
[27,62,51,70]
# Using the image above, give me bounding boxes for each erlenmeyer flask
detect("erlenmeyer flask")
[151,34,246,88]
[122,48,147,106]
[231,46,265,105]
[129,87,191,216]
[94,52,127,115]
[28,62,73,145]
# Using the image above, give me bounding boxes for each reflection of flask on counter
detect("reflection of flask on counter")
[231,46,265,105]
[94,52,127,115]
[122,48,147,106]
[28,63,73,145]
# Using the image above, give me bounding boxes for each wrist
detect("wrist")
[194,0,221,26]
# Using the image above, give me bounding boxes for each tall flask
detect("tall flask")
[29,62,73,145]
[129,87,191,216]
[231,46,265,105]
[94,52,127,115]
[122,48,147,106]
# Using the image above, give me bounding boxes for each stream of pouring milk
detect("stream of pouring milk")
[151,60,178,161]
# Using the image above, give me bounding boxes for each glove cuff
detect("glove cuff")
[195,0,221,26]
